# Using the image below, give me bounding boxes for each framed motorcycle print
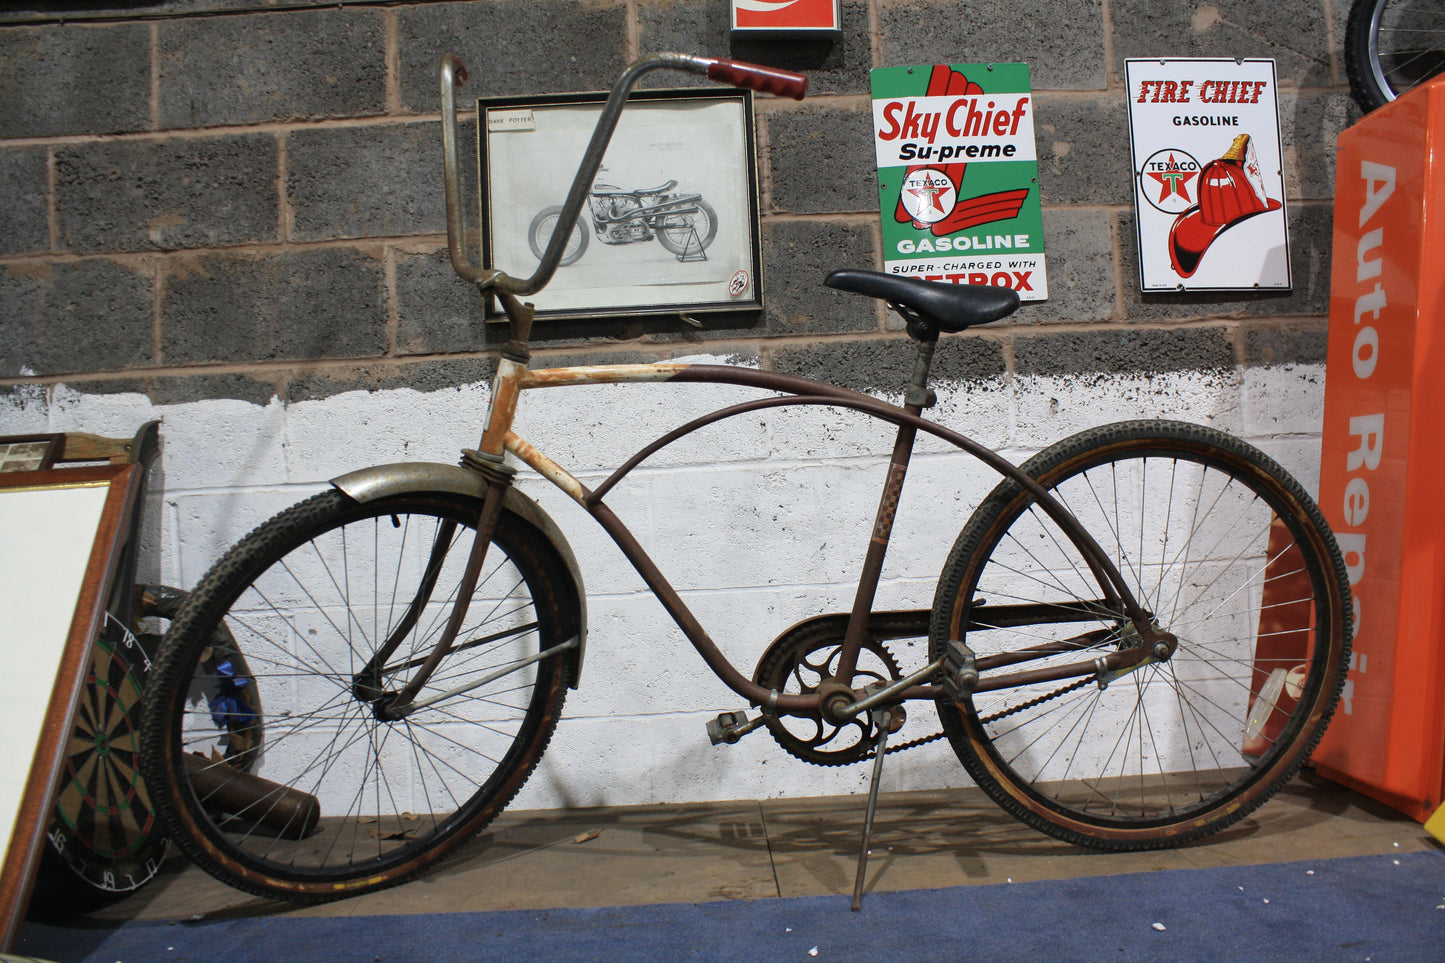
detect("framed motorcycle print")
[477,88,763,321]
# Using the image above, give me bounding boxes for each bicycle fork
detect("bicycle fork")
[362,326,543,720]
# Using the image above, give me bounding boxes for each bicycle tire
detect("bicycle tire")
[654,199,718,257]
[1345,0,1445,112]
[140,489,575,901]
[527,205,589,266]
[929,421,1351,850]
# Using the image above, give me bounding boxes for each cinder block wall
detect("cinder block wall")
[0,0,1354,807]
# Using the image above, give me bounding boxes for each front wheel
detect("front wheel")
[528,205,589,266]
[930,421,1351,850]
[654,198,718,257]
[140,489,576,901]
[1345,0,1445,112]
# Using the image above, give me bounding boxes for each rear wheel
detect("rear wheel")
[140,489,575,900]
[655,199,717,257]
[1345,0,1445,112]
[930,421,1350,849]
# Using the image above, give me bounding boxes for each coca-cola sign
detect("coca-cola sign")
[731,0,841,35]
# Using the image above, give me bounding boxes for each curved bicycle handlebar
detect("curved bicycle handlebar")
[440,53,807,335]
[440,54,484,286]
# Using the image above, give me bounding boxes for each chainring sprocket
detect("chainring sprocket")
[752,618,903,766]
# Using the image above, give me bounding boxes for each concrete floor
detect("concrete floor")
[76,770,1438,924]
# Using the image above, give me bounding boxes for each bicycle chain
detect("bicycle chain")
[862,676,1095,759]
[872,728,947,758]
[978,677,1093,725]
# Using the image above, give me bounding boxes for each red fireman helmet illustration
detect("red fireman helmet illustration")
[1168,134,1282,278]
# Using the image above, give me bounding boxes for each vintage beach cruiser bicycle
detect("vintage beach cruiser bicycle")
[139,53,1352,910]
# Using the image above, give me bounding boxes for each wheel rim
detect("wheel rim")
[938,435,1344,836]
[534,213,584,265]
[1369,0,1445,103]
[656,201,715,256]
[162,498,563,887]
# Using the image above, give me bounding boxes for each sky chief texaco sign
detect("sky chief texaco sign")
[870,63,1048,301]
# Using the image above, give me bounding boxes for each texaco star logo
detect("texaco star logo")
[1139,149,1201,215]
[899,168,957,225]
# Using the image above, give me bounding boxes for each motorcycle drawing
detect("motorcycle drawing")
[528,178,719,267]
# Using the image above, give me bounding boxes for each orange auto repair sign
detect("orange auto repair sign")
[1309,78,1445,821]
[731,0,841,33]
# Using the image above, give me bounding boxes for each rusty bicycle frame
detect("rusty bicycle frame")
[374,52,1178,907]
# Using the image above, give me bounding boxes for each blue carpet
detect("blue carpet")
[15,851,1445,963]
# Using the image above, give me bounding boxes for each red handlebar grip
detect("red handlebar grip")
[706,59,808,100]
[443,54,468,86]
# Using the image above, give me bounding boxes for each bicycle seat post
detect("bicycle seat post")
[904,339,939,412]
[829,316,939,688]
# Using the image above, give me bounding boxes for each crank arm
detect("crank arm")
[830,656,947,721]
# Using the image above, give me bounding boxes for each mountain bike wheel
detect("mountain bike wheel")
[655,199,718,257]
[930,421,1350,849]
[1345,0,1445,112]
[140,489,575,900]
[527,205,589,266]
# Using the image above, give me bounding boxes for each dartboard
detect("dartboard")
[43,613,166,895]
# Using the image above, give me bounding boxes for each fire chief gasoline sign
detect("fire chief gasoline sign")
[1125,58,1290,292]
[871,63,1047,301]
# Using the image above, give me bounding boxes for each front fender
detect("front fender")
[330,462,587,687]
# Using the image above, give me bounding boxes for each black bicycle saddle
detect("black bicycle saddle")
[824,269,1021,337]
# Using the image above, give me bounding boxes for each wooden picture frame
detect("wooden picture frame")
[478,88,764,322]
[0,463,141,950]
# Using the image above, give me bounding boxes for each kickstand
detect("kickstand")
[850,708,893,911]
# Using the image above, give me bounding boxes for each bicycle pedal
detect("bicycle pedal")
[940,640,979,702]
[706,710,759,745]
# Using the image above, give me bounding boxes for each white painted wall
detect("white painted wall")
[0,354,1327,809]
